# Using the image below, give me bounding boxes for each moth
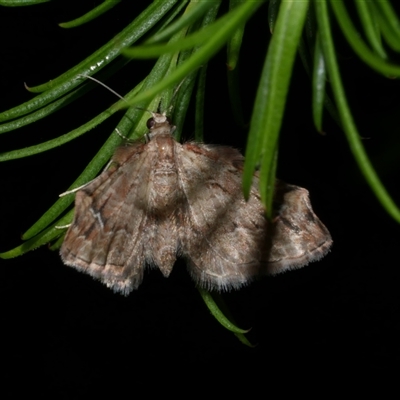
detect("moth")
[60,112,332,295]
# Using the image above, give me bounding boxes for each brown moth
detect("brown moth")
[60,113,332,295]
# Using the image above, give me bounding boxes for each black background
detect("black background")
[1,1,399,395]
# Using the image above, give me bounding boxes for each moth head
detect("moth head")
[144,112,176,141]
[146,112,172,129]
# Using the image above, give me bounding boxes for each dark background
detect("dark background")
[1,1,399,395]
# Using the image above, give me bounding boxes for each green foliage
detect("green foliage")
[1,0,400,343]
[0,0,49,6]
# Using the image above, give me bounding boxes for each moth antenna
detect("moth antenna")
[173,79,186,98]
[77,74,129,104]
[166,79,186,115]
[150,80,187,116]
[134,106,153,115]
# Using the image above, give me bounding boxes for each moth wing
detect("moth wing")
[60,143,152,295]
[176,143,268,291]
[266,182,332,274]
